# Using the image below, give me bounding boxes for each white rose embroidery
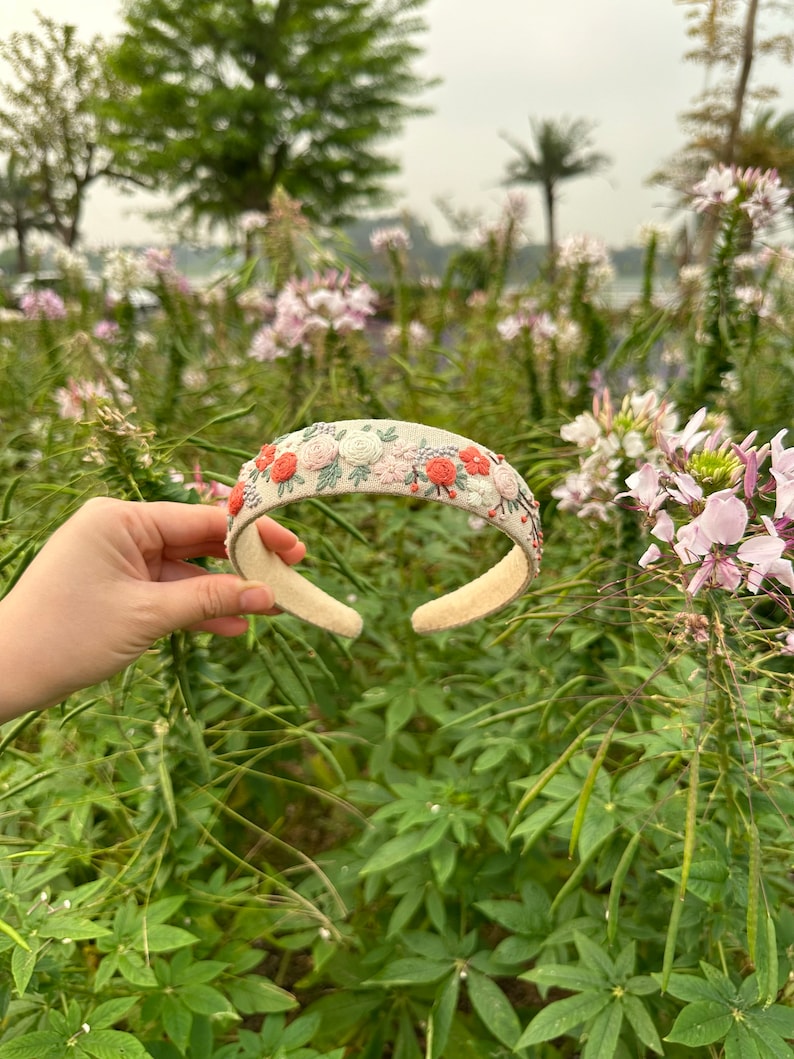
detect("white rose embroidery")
[339,430,384,466]
[299,434,339,470]
[492,464,519,500]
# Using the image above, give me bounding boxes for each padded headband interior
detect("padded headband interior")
[233,520,533,637]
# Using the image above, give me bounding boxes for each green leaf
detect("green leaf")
[475,898,541,935]
[88,996,138,1029]
[225,975,298,1015]
[665,1001,733,1046]
[426,972,459,1059]
[747,1019,794,1059]
[367,957,451,987]
[117,952,158,989]
[360,831,431,875]
[573,932,616,980]
[181,983,230,1015]
[660,970,727,1005]
[80,1029,151,1059]
[0,1032,62,1058]
[39,917,111,942]
[429,840,456,887]
[162,994,192,1053]
[517,991,611,1048]
[465,969,522,1049]
[11,945,36,997]
[723,1024,765,1059]
[622,994,664,1054]
[753,1003,794,1039]
[582,999,622,1059]
[521,963,609,992]
[657,859,729,902]
[138,924,197,952]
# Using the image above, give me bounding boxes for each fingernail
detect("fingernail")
[239,583,275,612]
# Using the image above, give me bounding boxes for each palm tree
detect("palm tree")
[500,117,610,272]
[736,107,794,186]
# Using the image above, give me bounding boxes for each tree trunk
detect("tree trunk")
[543,181,557,278]
[724,0,760,164]
[13,216,29,274]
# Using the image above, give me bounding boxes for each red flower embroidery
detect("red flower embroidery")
[228,481,245,516]
[270,452,298,483]
[459,446,490,476]
[425,457,457,487]
[255,443,277,471]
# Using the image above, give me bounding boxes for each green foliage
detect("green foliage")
[0,195,793,1056]
[102,0,434,229]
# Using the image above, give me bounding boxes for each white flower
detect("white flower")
[369,226,411,253]
[691,165,739,211]
[339,430,383,466]
[560,412,602,449]
[465,483,492,508]
[240,210,269,233]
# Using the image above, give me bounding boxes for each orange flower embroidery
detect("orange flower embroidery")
[459,446,490,476]
[270,452,298,483]
[228,481,245,516]
[425,457,457,486]
[255,443,277,471]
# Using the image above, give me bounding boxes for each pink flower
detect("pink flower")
[20,289,67,320]
[93,320,120,342]
[622,464,665,516]
[737,518,794,594]
[674,494,748,595]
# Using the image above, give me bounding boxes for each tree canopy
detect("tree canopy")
[102,0,434,231]
[0,14,139,248]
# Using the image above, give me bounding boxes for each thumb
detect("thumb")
[150,573,276,636]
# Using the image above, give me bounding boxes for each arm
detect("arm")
[0,497,305,721]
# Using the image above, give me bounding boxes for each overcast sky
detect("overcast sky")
[3,0,794,247]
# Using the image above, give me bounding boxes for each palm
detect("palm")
[501,117,610,270]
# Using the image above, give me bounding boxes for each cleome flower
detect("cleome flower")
[691,164,791,233]
[247,269,377,360]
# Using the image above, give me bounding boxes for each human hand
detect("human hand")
[0,497,306,719]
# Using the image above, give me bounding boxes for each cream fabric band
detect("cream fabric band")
[226,419,542,637]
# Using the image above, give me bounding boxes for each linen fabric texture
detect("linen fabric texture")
[226,419,542,637]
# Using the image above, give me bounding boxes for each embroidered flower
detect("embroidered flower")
[492,464,519,500]
[466,483,492,508]
[255,444,277,471]
[459,446,490,476]
[426,457,457,487]
[373,455,410,484]
[392,438,419,463]
[300,434,339,470]
[339,430,383,466]
[270,452,298,483]
[228,481,246,516]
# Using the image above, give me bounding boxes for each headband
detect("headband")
[226,419,542,637]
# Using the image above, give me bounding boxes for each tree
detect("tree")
[500,117,610,272]
[0,14,142,248]
[736,106,794,183]
[0,153,52,273]
[102,0,434,232]
[651,0,793,256]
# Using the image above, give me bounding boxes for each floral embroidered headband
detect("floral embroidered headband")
[226,419,542,637]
